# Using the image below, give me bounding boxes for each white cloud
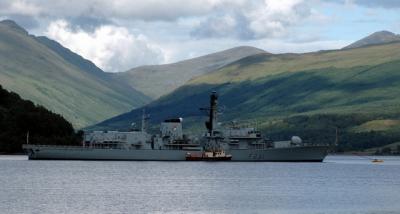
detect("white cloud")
[0,0,225,21]
[0,0,42,16]
[329,0,400,8]
[45,20,165,72]
[191,13,252,39]
[107,0,220,20]
[247,0,311,38]
[191,0,314,40]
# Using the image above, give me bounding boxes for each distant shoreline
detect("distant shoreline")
[332,152,399,156]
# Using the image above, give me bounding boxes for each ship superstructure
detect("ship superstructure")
[23,92,329,161]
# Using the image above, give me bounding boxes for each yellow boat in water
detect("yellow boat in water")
[372,159,384,163]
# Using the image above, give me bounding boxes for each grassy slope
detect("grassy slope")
[350,120,400,133]
[0,21,149,128]
[35,36,150,107]
[93,42,400,150]
[182,43,400,131]
[114,46,267,99]
[190,43,400,84]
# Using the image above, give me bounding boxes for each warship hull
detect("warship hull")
[23,144,329,162]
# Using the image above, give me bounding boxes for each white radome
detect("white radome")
[291,136,302,144]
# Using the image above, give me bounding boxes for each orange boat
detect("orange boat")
[186,150,232,161]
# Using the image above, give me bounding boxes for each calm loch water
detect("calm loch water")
[0,155,399,214]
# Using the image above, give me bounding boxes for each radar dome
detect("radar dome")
[291,136,302,144]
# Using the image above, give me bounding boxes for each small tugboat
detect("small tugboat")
[185,150,232,161]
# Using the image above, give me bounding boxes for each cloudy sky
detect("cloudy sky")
[0,0,399,72]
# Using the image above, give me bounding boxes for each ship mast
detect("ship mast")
[202,91,218,136]
[141,109,148,132]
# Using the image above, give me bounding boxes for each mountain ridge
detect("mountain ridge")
[35,36,106,76]
[0,19,28,34]
[113,46,267,98]
[343,30,400,49]
[0,19,150,128]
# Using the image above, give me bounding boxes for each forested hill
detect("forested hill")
[0,85,81,153]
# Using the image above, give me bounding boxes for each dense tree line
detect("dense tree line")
[0,85,82,153]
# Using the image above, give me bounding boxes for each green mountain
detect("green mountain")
[94,41,400,151]
[113,46,267,99]
[343,30,400,49]
[35,36,106,76]
[0,20,150,128]
[0,85,80,153]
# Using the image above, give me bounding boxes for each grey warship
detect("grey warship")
[23,92,329,161]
